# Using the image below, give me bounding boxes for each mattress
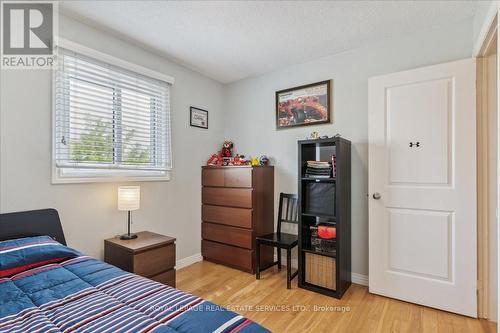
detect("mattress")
[0,236,269,333]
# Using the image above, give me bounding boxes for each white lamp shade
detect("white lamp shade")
[118,186,140,211]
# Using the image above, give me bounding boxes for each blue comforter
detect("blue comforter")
[0,236,269,333]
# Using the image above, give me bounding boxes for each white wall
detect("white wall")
[472,0,497,55]
[0,15,224,260]
[223,19,474,277]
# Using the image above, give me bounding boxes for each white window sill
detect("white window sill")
[51,168,171,184]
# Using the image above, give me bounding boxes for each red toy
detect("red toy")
[206,152,224,166]
[221,140,234,158]
[206,154,219,166]
[233,154,243,166]
[318,226,336,239]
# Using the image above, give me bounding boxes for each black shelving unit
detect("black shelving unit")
[297,137,351,299]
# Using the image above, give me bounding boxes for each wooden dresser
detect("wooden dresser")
[201,166,274,273]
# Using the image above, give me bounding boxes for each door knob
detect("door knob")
[372,192,381,200]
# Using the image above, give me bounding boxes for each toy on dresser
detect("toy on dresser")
[233,154,246,166]
[205,141,270,167]
[221,140,233,158]
[206,153,223,166]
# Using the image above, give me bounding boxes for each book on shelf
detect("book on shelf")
[331,155,337,178]
[305,174,332,179]
[307,161,330,167]
[305,160,334,178]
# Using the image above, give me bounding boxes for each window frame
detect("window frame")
[52,38,175,184]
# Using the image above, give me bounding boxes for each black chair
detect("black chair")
[256,193,299,289]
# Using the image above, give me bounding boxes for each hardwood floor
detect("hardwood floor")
[177,261,497,333]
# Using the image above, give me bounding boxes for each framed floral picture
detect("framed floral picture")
[276,80,331,129]
[190,106,208,129]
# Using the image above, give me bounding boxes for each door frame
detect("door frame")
[476,13,498,321]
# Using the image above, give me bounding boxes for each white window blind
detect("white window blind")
[54,47,172,175]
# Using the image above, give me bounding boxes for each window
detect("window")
[53,45,172,183]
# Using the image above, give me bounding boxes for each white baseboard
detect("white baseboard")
[176,252,203,270]
[351,272,369,286]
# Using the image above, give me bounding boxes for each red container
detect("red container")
[318,226,336,239]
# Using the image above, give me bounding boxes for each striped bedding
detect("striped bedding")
[0,236,269,333]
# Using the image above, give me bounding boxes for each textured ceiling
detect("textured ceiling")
[60,1,478,83]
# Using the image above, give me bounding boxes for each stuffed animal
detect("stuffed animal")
[259,155,269,166]
[233,154,244,166]
[250,157,260,166]
[221,140,234,158]
[206,152,224,166]
[238,155,250,165]
[206,153,219,166]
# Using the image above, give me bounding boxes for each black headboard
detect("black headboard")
[0,209,66,245]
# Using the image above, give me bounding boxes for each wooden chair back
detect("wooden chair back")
[277,193,299,234]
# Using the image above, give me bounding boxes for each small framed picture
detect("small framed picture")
[190,106,208,129]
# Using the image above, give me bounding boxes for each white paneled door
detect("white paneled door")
[368,59,477,317]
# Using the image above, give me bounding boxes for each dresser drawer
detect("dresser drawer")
[224,168,252,187]
[202,187,252,208]
[202,222,253,249]
[202,168,252,188]
[150,269,176,287]
[133,244,175,277]
[202,205,252,229]
[202,240,253,272]
[202,168,225,187]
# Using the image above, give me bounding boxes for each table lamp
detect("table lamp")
[118,186,140,240]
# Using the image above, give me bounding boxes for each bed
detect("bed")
[0,209,269,333]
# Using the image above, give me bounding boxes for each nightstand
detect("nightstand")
[104,231,176,287]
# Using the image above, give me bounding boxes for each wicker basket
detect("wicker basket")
[305,252,336,290]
